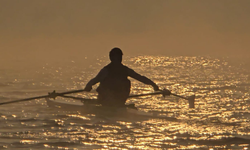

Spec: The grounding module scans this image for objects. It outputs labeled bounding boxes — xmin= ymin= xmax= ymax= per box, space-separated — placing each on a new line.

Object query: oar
xmin=129 ymin=89 xmax=195 ymax=108
xmin=0 ymin=95 xmax=49 ymax=106
xmin=0 ymin=89 xmax=87 ymax=106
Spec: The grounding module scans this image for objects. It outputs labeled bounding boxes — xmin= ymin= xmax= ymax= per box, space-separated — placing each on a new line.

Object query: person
xmin=84 ymin=47 xmax=171 ymax=107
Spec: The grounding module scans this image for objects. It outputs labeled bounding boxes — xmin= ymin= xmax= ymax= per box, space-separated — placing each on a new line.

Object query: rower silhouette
xmin=84 ymin=47 xmax=171 ymax=106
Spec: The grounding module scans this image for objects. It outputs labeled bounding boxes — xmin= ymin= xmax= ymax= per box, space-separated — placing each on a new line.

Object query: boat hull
xmin=45 ymin=98 xmax=178 ymax=121
xmin=45 ymin=98 xmax=155 ymax=118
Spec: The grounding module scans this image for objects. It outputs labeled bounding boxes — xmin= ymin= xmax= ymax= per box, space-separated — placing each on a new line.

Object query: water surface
xmin=0 ymin=56 xmax=249 ymax=149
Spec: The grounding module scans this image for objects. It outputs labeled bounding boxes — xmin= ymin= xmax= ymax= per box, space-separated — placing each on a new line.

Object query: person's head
xmin=109 ymin=47 xmax=123 ymax=63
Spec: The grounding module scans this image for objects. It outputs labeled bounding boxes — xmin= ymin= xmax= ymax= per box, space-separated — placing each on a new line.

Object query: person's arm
xmin=127 ymin=68 xmax=159 ymax=91
xmin=84 ymin=68 xmax=108 ymax=91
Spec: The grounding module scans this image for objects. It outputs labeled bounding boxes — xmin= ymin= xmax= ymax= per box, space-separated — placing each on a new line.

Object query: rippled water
xmin=0 ymin=56 xmax=249 ymax=149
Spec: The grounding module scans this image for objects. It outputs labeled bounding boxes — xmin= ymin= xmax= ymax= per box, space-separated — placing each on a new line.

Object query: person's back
xmin=97 ymin=62 xmax=131 ymax=106
xmin=84 ymin=47 xmax=164 ymax=107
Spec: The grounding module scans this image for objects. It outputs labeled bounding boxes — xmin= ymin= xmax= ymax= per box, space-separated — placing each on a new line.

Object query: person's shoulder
xmin=97 ymin=67 xmax=108 ymax=77
xmin=103 ymin=63 xmax=112 ymax=69
xmin=122 ymin=64 xmax=135 ymax=73
xmin=122 ymin=64 xmax=131 ymax=70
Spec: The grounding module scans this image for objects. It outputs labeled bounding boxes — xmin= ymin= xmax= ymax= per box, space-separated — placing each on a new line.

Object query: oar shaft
xmin=59 ymin=89 xmax=86 ymax=95
xmin=0 ymin=95 xmax=48 ymax=105
xmin=129 ymin=92 xmax=189 ymax=101
xmin=0 ymin=89 xmax=87 ymax=106
xmin=171 ymin=93 xmax=188 ymax=100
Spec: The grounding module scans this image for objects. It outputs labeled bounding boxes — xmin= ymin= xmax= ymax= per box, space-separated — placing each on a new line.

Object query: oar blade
xmin=188 ymin=95 xmax=195 ymax=108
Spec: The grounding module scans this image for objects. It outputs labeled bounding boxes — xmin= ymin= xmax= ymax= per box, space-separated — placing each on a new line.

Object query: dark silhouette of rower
xmin=84 ymin=47 xmax=171 ymax=106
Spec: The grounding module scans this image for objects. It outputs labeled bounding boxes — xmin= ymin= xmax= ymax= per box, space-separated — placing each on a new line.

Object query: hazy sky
xmin=1 ymin=0 xmax=250 ymax=62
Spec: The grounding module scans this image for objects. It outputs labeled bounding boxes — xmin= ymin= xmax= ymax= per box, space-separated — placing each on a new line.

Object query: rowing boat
xmin=46 ymin=97 xmax=155 ymax=118
xmin=0 ymin=89 xmax=193 ymax=121
xmin=0 ymin=89 xmax=194 ymax=109
xmin=45 ymin=97 xmax=179 ymax=121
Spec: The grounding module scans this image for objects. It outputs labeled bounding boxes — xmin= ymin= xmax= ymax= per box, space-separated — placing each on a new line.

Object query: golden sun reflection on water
xmin=0 ymin=56 xmax=250 ymax=149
